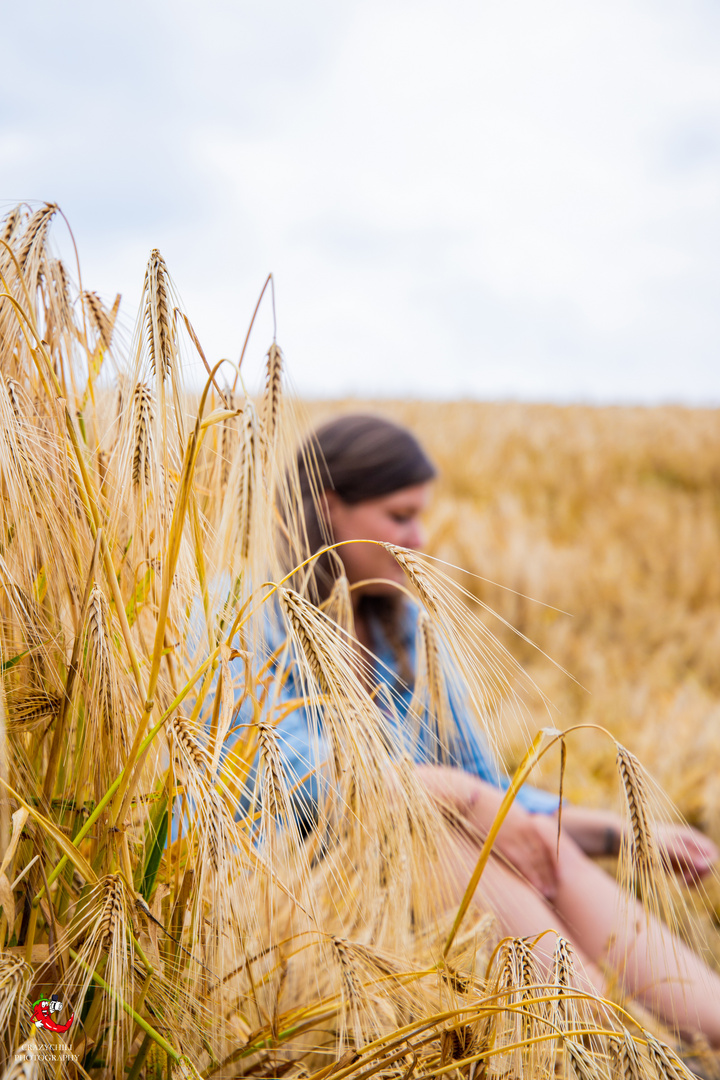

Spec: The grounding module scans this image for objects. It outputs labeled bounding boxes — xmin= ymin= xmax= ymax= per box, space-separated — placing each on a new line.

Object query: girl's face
xmin=324 ymin=482 xmax=432 ymax=595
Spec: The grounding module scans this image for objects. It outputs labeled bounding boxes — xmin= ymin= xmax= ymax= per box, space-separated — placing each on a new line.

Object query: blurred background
xmin=3 ymin=0 xmax=720 ymax=401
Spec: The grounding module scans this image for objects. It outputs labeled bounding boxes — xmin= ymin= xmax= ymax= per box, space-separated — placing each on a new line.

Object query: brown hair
xmin=296 ymin=414 xmax=436 ymax=669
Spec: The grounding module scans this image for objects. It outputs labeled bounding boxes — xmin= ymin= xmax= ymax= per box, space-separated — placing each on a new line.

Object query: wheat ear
xmin=131 ymin=382 xmax=155 ymax=489
xmin=609 ymin=1032 xmax=648 ymax=1080
xmin=261 ymin=343 xmax=283 ymax=460
xmin=616 ymin=744 xmax=663 ymax=881
xmin=145 ymin=249 xmax=175 ymax=383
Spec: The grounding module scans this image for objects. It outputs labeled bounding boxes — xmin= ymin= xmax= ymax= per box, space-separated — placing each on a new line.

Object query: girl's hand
xmin=492 ymin=802 xmax=560 ymax=901
xmin=655 ymin=824 xmax=718 ymax=884
xmin=553 ymin=806 xmax=718 ymax=885
xmin=414 ymin=764 xmax=561 ymax=899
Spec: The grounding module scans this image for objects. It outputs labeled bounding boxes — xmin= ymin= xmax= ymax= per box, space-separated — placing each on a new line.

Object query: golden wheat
xmin=0 ymin=203 xmax=718 ymax=1079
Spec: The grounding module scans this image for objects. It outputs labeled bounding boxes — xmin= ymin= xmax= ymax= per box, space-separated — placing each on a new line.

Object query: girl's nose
xmin=404 ymin=520 xmax=424 ymax=550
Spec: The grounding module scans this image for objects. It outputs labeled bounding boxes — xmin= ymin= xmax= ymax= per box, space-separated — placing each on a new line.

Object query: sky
xmin=3 ymin=0 xmax=720 ymax=402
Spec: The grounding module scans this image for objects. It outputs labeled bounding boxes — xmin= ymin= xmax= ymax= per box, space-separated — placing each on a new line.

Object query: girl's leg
xmin=445 ymin=822 xmax=720 ymax=1045
xmin=446 ymin=830 xmax=609 ymax=996
xmin=529 ymin=815 xmax=720 ymax=1046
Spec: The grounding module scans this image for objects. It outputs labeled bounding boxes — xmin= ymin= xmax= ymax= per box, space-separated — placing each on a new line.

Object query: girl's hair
xmin=296 ymin=414 xmax=436 ymax=670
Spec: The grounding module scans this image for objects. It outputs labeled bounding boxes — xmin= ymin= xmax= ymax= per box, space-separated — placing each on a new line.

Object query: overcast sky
xmin=3 ymin=1 xmax=720 ymax=401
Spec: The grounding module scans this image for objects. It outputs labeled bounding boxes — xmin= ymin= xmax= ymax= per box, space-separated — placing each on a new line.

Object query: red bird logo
xmin=29 ymin=995 xmax=74 ymax=1033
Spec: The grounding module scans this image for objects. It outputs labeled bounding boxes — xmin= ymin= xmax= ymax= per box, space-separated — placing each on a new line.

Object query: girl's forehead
xmin=381 ymin=483 xmax=432 ymax=506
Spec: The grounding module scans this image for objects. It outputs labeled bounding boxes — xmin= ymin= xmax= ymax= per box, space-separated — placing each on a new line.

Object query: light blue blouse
xmin=226 ymin=597 xmax=559 ymax=829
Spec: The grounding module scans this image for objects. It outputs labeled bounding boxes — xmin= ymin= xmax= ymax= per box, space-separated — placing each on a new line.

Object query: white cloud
xmin=2 ymin=0 xmax=720 ymax=400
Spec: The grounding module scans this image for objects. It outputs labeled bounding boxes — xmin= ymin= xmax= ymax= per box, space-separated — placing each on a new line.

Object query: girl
xmin=285 ymin=412 xmax=720 ymax=1047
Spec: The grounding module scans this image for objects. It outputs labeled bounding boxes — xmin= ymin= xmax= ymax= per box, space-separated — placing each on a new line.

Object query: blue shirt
xmin=225 ymin=595 xmax=559 ymax=829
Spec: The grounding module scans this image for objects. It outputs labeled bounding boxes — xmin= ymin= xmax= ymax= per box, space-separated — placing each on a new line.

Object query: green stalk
xmin=111 ymin=364 xmax=235 ymax=827
xmin=442 ymin=729 xmax=547 ymax=957
xmin=42 ymin=529 xmax=102 ymax=804
xmin=126 ymin=1033 xmax=152 ymax=1080
xmin=110 ymin=419 xmax=202 ymax=826
xmin=440 ymin=721 xmax=616 ymax=958
xmin=68 ymin=948 xmax=180 ymax=1063
xmin=60 ymin=402 xmax=146 ymax=699
xmin=35 ymin=648 xmax=220 ymax=902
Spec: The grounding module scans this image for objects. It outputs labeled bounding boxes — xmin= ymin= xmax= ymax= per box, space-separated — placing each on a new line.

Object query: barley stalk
xmin=382 ymin=545 xmax=441 ymax=617
xmin=16 ymin=203 xmax=56 ymax=278
xmin=238 ymin=399 xmax=257 ymax=559
xmin=609 ymin=1033 xmax=647 ymax=1080
xmin=645 ymin=1035 xmax=694 ymax=1080
xmin=131 ymin=382 xmax=155 ymax=489
xmin=567 ymin=1038 xmax=607 ymax=1080
xmin=145 ymin=249 xmax=174 ymax=383
xmin=261 ymin=343 xmax=283 ymax=460
xmin=83 ymin=290 xmax=114 ymax=351
xmin=616 ymin=744 xmax=663 ymax=881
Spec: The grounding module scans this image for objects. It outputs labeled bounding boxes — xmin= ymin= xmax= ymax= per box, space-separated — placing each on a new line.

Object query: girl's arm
xmin=414 ymin=765 xmax=718 ymax=898
xmin=557 ymin=805 xmax=718 ymax=882
xmin=414 ymin=764 xmax=562 ymax=900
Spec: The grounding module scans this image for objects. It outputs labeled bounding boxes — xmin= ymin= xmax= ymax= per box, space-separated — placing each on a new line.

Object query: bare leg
xmin=529 ymin=814 xmax=720 ymax=1046
xmin=419 ymin=766 xmax=720 ymax=1044
xmin=447 ymin=816 xmax=720 ymax=1046
xmin=445 ymin=830 xmax=610 ymax=996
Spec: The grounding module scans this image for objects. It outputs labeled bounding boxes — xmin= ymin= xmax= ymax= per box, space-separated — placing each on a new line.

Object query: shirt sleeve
xmin=392 ymin=601 xmax=563 ymax=816
xmin=449 ymin=703 xmax=561 ymax=815
xmin=195 ymin=588 xmax=329 ymax=836
xmin=224 ymin=672 xmax=329 ymax=836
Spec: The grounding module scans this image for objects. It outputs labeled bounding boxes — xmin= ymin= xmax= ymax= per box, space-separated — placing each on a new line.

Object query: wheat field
xmin=1 ymin=203 xmax=719 ymax=1078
